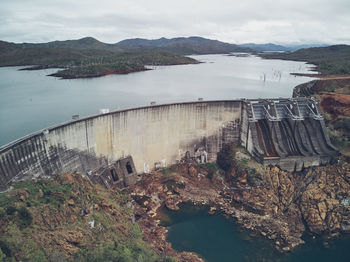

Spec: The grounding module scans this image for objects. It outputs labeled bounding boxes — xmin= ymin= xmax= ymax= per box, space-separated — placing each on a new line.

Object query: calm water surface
xmin=0 ymin=54 xmax=315 ymax=146
xmin=1 ymin=55 xmax=348 ymax=260
xmin=160 ymin=203 xmax=350 ymax=262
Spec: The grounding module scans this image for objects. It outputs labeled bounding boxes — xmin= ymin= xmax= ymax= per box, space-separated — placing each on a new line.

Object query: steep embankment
xmin=127 ymin=149 xmax=350 ymax=254
xmin=0 ymin=174 xmax=177 ymax=262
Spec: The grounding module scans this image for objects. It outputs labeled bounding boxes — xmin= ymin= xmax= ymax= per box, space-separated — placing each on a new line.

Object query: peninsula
xmin=0 ymin=36 xmax=249 ymax=79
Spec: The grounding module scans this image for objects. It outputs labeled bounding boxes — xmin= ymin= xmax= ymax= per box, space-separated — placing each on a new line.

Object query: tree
xmin=0 ymin=248 xmax=6 ymax=261
xmin=216 ymin=144 xmax=235 ymax=172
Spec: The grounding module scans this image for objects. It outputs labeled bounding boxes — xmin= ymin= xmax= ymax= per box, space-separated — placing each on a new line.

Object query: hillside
xmin=0 ymin=46 xmax=116 ymax=68
xmin=20 ymin=37 xmax=122 ymax=52
xmin=262 ymin=45 xmax=350 ymax=75
xmin=117 ymin=36 xmax=252 ymax=54
xmin=1 ymin=36 xmax=344 ymax=78
xmin=0 ymin=173 xmax=176 ymax=261
xmin=239 ymin=43 xmax=290 ymax=52
xmin=240 ymin=43 xmax=329 ymax=52
xmin=0 ymin=37 xmax=199 ymax=79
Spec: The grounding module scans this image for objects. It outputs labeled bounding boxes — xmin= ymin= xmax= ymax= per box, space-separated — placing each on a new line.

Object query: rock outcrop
xmin=128 ymin=157 xmax=350 ymax=253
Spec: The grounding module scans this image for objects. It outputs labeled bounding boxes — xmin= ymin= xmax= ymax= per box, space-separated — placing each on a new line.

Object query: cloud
xmin=0 ymin=0 xmax=349 ymax=44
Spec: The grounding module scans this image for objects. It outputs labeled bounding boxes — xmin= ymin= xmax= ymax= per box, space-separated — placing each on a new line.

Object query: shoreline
xmin=290 ymin=72 xmax=350 ymax=79
xmin=47 ymin=67 xmax=152 ymax=79
xmin=128 ymin=158 xmax=350 ymax=260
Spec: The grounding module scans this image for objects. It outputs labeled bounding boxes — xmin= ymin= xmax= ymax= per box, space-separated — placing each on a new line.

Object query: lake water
xmin=1 ymin=54 xmax=348 ymax=261
xmin=160 ymin=203 xmax=350 ymax=262
xmin=0 ymin=54 xmax=315 ymax=146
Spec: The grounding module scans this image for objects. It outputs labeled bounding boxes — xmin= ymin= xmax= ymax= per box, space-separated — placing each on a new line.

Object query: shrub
xmin=164 ymin=257 xmax=178 ymax=262
xmin=17 ymin=207 xmax=33 ymax=227
xmin=217 ymin=144 xmax=235 ymax=172
xmin=0 ymin=208 xmax=5 ymax=220
xmin=0 ymin=240 xmax=12 ymax=257
xmin=0 ymin=248 xmax=5 ymax=261
xmin=333 ymin=117 xmax=350 ymax=132
xmin=199 ymin=162 xmax=220 ymax=172
xmin=206 ymin=172 xmax=214 ymax=180
xmin=5 ymin=206 xmax=17 ymax=216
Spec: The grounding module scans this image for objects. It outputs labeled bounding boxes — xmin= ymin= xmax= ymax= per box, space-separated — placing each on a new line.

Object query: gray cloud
xmin=0 ymin=0 xmax=349 ymax=44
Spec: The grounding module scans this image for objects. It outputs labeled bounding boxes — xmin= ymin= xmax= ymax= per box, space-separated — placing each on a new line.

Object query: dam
xmin=0 ymin=98 xmax=338 ymax=191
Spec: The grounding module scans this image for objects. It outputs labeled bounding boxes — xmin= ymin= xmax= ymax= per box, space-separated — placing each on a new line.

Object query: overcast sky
xmin=0 ymin=0 xmax=349 ymax=45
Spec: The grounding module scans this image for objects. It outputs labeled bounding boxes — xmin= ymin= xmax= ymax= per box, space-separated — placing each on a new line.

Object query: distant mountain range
xmin=0 ymin=36 xmax=331 ymax=57
xmin=116 ymin=37 xmax=329 ymax=53
xmin=19 ymin=37 xmax=123 ymax=53
xmin=1 ymin=35 xmax=348 ymax=76
xmin=239 ymin=43 xmax=329 ymax=52
xmin=117 ymin=36 xmax=251 ymax=54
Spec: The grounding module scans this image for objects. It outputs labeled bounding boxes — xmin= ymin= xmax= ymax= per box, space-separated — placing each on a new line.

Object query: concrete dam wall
xmin=0 ymin=98 xmax=338 ymax=191
xmin=242 ymin=98 xmax=338 ymax=172
xmin=0 ymin=101 xmax=242 ymax=191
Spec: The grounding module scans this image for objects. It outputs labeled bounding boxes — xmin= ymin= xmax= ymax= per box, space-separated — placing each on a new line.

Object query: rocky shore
xmin=127 ymin=154 xmax=350 ymax=259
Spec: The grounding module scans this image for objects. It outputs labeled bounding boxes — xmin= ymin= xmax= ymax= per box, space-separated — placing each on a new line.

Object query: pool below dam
xmin=159 ymin=203 xmax=350 ymax=262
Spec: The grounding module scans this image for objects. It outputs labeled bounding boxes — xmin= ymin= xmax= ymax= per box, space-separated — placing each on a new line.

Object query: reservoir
xmin=0 ymin=54 xmax=315 ymax=146
xmin=160 ymin=203 xmax=350 ymax=262
xmin=1 ymin=53 xmax=348 ymax=261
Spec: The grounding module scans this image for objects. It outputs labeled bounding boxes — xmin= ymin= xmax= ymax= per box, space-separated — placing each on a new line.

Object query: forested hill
xmin=261 ymin=45 xmax=350 ymax=75
xmin=116 ymin=36 xmax=251 ymax=54
xmin=0 ymin=36 xmax=251 ymax=78
xmin=18 ymin=37 xmax=123 ymax=52
xmin=1 ymin=36 xmax=347 ymax=77
xmin=0 ymin=37 xmax=199 ymax=79
xmin=0 ymin=36 xmax=252 ymax=61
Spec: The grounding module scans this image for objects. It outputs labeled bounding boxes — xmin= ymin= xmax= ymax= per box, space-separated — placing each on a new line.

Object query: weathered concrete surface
xmin=0 ymin=98 xmax=338 ymax=191
xmin=0 ymin=101 xmax=242 ymax=191
xmin=243 ymin=98 xmax=338 ymax=172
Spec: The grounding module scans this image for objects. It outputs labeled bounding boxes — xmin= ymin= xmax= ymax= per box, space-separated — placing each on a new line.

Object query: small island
xmin=47 ymin=53 xmax=199 ymax=79
xmin=0 ymin=38 xmax=200 ymax=79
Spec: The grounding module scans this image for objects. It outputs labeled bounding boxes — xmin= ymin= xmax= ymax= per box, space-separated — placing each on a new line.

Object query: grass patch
xmin=199 ymin=162 xmax=220 ymax=172
xmin=0 ymin=174 xmax=175 ymax=262
xmin=160 ymin=166 xmax=176 ymax=177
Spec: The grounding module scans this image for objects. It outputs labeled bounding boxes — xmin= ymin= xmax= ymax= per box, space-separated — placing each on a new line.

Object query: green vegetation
xmin=327 ymin=117 xmax=350 ymax=156
xmin=216 ymin=144 xmax=265 ymax=186
xmin=160 ymin=165 xmax=177 ymax=178
xmin=50 ymin=62 xmax=146 ymax=79
xmin=0 ymin=38 xmax=199 ymax=79
xmin=0 ymin=174 xmax=176 ymax=261
xmin=74 ymin=231 xmax=162 ymax=262
xmin=51 ymin=51 xmax=193 ymax=78
xmin=217 ymin=144 xmax=236 ymax=172
xmin=262 ymin=45 xmax=350 ymax=75
xmin=199 ymin=162 xmax=220 ymax=173
xmin=115 ymin=36 xmax=251 ymax=55
xmin=333 ymin=117 xmax=350 ymax=131
xmin=234 ymin=158 xmax=265 ymax=186
xmin=49 ymin=52 xmax=198 ymax=79
xmin=296 ymin=78 xmax=350 ymax=156
xmin=199 ymin=162 xmax=220 ymax=180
